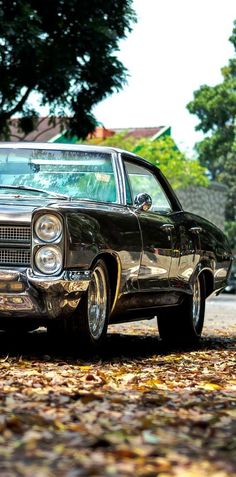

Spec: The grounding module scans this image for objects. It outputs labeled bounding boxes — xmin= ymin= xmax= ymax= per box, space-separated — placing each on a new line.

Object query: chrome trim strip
xmin=0 ymin=269 xmax=24 ymax=281
xmin=110 ymin=256 xmax=122 ymax=315
xmin=116 ymin=152 xmax=127 ymax=205
xmin=111 ymin=151 xmax=122 ymax=204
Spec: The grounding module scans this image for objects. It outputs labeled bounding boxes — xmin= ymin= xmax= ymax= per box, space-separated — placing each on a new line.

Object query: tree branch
xmin=0 ymin=86 xmax=33 ymax=119
xmin=33 ymin=122 xmax=64 ymax=141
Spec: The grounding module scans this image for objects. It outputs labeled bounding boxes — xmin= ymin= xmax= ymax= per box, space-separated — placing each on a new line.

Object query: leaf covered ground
xmin=0 ymin=306 xmax=236 ymax=477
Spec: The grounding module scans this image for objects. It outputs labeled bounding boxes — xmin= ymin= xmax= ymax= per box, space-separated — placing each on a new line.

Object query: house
xmin=8 ymin=117 xmax=172 ymax=143
xmin=9 ymin=117 xmax=72 ymax=143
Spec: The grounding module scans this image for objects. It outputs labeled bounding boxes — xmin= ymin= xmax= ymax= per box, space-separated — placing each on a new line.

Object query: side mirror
xmin=134 ymin=193 xmax=152 ymax=211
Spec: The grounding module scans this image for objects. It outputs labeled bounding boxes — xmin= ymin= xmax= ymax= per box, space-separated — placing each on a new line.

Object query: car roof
xmin=0 ymin=141 xmax=135 ymax=156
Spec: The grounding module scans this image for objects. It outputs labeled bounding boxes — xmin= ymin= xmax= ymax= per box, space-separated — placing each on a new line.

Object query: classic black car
xmin=0 ymin=143 xmax=233 ymax=347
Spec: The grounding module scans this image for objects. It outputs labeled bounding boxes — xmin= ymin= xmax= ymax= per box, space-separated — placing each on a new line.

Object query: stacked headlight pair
xmin=33 ymin=214 xmax=63 ymax=275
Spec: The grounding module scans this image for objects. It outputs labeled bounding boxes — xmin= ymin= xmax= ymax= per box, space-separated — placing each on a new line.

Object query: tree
xmin=87 ymin=132 xmax=208 ymax=189
xmin=0 ymin=0 xmax=136 ymax=139
xmin=187 ymin=20 xmax=236 ymax=249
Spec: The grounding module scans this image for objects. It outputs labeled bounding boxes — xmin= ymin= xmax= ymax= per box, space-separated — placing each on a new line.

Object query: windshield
xmin=0 ymin=148 xmax=117 ymax=203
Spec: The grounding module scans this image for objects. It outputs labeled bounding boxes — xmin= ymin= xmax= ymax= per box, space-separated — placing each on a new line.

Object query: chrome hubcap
xmin=87 ymin=265 xmax=107 ymax=340
xmin=192 ymin=276 xmax=201 ymax=329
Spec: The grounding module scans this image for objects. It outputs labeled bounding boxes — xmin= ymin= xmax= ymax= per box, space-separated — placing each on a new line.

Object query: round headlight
xmin=34 ymin=214 xmax=62 ymax=242
xmin=35 ymin=246 xmax=62 ymax=275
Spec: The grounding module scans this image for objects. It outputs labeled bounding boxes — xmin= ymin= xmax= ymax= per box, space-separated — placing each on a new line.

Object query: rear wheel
xmin=157 ymin=273 xmax=206 ymax=345
xmin=70 ymin=259 xmax=110 ymax=349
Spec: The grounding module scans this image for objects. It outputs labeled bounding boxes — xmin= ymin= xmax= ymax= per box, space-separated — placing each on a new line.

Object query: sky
xmin=92 ymin=0 xmax=236 ymax=155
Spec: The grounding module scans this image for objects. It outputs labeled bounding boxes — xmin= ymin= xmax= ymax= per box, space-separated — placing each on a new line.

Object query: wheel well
xmin=200 ymin=269 xmax=214 ymax=298
xmin=95 ymin=253 xmax=119 ymax=313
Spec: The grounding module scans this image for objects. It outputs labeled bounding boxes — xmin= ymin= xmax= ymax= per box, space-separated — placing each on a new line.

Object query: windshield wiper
xmin=0 ymin=185 xmax=69 ymax=200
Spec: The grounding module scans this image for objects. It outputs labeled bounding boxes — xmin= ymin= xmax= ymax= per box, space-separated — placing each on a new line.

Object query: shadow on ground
xmin=0 ymin=325 xmax=235 ymax=363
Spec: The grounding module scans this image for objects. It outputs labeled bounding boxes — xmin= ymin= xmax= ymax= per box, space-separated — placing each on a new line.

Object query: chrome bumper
xmin=0 ymin=268 xmax=91 ymax=319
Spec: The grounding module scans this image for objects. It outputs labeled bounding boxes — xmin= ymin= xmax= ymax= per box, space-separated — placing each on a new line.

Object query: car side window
xmin=124 ymin=160 xmax=172 ymax=213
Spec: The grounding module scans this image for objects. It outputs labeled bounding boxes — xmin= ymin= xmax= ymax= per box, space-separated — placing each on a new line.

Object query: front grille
xmin=0 ymin=248 xmax=30 ymax=265
xmin=0 ymin=226 xmax=31 ymax=243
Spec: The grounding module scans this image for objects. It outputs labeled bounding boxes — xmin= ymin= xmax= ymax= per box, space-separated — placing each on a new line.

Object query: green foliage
xmin=187 ymin=20 xmax=236 ymax=249
xmin=133 ymin=137 xmax=208 ymax=189
xmin=87 ymin=133 xmax=209 ymax=189
xmin=87 ymin=131 xmax=137 ymax=151
xmin=0 ymin=0 xmax=136 ymax=139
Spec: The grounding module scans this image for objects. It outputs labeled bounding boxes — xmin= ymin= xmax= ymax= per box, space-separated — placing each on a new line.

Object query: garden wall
xmin=175 ymin=182 xmax=227 ymax=231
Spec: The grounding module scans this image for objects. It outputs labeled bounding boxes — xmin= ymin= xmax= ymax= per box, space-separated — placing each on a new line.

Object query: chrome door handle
xmin=160 ymin=224 xmax=175 ymax=232
xmin=189 ymin=227 xmax=202 ymax=234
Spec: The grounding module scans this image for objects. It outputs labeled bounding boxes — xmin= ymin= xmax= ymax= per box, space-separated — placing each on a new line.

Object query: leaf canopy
xmin=0 ymin=0 xmax=136 ymax=139
xmin=87 ymin=132 xmax=209 ymax=189
xmin=187 ymin=19 xmax=236 ymax=248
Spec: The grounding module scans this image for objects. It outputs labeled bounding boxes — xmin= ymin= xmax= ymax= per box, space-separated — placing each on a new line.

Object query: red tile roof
xmin=113 ymin=127 xmax=165 ymax=140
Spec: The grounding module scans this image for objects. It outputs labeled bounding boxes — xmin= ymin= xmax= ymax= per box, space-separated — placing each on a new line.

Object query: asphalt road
xmin=204 ymin=292 xmax=236 ymax=332
xmin=128 ymin=292 xmax=236 ymax=336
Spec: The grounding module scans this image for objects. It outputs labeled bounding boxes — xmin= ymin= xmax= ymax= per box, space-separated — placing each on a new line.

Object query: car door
xmin=167 ymin=211 xmax=202 ymax=291
xmin=123 ymin=158 xmax=180 ymax=291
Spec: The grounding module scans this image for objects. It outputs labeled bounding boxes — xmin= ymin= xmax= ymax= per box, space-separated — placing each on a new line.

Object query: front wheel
xmin=70 ymin=259 xmax=110 ymax=349
xmin=157 ymin=273 xmax=206 ymax=345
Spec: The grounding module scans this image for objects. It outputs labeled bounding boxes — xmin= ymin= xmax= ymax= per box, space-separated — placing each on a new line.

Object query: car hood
xmin=0 ymin=196 xmax=114 ymax=225
xmin=0 ymin=198 xmax=67 ymax=224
